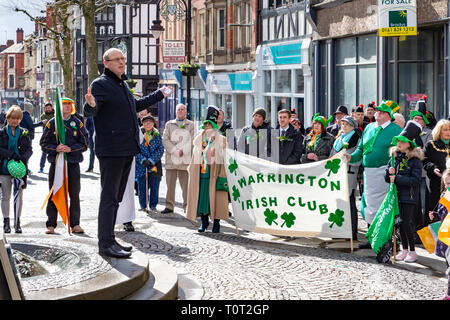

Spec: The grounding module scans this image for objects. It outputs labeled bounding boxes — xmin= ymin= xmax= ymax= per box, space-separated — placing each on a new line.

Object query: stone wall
xmin=315 ymin=0 xmax=448 ymax=39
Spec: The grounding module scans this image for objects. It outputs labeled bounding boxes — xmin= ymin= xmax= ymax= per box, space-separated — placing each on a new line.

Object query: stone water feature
xmin=2 ymin=235 xmax=178 ymax=300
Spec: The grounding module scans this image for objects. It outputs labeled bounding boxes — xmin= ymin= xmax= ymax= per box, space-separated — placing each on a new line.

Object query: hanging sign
xmin=378 ymin=0 xmax=417 ymax=37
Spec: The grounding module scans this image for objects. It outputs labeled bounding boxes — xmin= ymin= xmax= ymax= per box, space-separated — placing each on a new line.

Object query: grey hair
xmin=103 ymin=48 xmax=124 ymax=61
xmin=394 ymin=113 xmax=405 ymax=123
xmin=23 ymin=101 xmax=34 ymax=112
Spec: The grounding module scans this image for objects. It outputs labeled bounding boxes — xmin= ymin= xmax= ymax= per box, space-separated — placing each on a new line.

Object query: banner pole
xmin=235 ymin=226 xmax=239 ymax=236
xmin=350 ymin=237 xmax=353 ymax=253
xmin=393 ymin=227 xmax=396 ymax=264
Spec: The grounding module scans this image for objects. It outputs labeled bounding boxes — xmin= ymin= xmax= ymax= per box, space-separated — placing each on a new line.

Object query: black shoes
xmin=99 ymin=244 xmax=132 ymax=259
xmin=123 ymin=222 xmax=135 ymax=232
xmin=212 ymin=219 xmax=220 ymax=233
xmin=358 ymin=241 xmax=372 ymax=249
xmin=198 ymin=215 xmax=209 ymax=232
xmin=15 ymin=219 xmax=22 ymax=234
xmin=161 ymin=208 xmax=173 ymax=214
xmin=115 ymin=241 xmax=133 ymax=252
xmin=3 ymin=218 xmax=10 ymax=233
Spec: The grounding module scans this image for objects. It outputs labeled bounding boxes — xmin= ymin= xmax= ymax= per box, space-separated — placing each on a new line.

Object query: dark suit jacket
xmin=277 ymin=124 xmax=303 ymax=165
xmin=83 ymin=68 xmax=164 ymax=157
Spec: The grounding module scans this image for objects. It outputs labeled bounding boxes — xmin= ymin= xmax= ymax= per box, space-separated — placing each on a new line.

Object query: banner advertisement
xmin=378 ymin=0 xmax=417 ymax=37
xmin=225 ymin=149 xmax=352 ymax=238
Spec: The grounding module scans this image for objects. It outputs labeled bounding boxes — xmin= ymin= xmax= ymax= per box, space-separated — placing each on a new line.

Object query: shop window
xmin=335 ymin=35 xmax=377 ymax=109
xmin=274 ymin=69 xmax=291 ymax=93
xmin=264 ymin=71 xmax=271 ymax=92
xmin=295 ymin=69 xmax=304 ymax=93
xmin=398 ymin=63 xmax=433 ymax=116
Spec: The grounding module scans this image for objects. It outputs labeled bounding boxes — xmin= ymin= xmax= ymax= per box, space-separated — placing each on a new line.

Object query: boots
xmin=15 ymin=218 xmax=22 ymax=234
xmin=197 ymin=215 xmax=209 ymax=232
xmin=3 ymin=218 xmax=11 ymax=233
xmin=212 ymin=219 xmax=220 ymax=233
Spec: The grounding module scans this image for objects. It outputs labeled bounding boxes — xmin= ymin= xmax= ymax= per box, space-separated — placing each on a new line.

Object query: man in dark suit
xmin=277 ymin=109 xmax=303 ymax=165
xmin=84 ymin=48 xmax=172 ymax=258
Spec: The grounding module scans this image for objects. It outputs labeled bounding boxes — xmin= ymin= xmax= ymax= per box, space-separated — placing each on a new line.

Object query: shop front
xmin=206 ymin=72 xmax=254 ymax=130
xmin=255 ymin=39 xmax=313 ymax=127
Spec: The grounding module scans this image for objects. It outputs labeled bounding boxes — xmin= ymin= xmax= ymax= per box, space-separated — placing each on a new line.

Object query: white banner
xmin=225 ymin=149 xmax=352 ymax=238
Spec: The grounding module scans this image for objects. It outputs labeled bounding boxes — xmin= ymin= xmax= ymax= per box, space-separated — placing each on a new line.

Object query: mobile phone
xmin=162 ymin=86 xmax=172 ymax=95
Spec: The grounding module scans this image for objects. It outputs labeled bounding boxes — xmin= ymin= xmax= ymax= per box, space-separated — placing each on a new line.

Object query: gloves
xmin=11 ymin=153 xmax=21 ymax=162
xmin=142 ymin=159 xmax=152 ymax=168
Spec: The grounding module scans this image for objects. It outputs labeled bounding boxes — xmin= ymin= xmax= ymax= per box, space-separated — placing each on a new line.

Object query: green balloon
xmin=7 ymin=160 xmax=26 ymax=179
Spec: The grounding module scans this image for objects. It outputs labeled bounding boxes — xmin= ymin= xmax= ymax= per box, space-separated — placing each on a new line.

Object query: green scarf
xmin=2 ymin=125 xmax=20 ymax=175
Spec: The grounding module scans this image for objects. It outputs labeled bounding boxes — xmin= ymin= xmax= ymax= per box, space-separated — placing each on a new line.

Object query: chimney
xmin=6 ymin=40 xmax=14 ymax=48
xmin=16 ymin=28 xmax=24 ymax=43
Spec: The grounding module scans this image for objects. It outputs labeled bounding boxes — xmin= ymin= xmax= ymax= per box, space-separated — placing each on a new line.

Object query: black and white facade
xmin=74 ymin=1 xmax=160 ymax=116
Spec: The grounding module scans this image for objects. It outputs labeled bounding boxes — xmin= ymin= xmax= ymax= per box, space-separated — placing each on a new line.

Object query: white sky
xmin=0 ymin=0 xmax=46 ymax=44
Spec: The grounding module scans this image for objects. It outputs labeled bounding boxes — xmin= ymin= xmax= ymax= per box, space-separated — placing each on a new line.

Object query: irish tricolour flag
xmin=44 ymin=87 xmax=70 ymax=232
xmin=418 ymin=190 xmax=450 ymax=253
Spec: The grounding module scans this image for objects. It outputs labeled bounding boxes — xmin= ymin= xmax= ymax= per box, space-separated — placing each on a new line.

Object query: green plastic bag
xmin=366 ymin=181 xmax=400 ymax=256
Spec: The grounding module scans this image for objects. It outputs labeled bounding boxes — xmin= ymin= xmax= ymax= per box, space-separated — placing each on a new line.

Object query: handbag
xmin=215 ymin=165 xmax=229 ymax=192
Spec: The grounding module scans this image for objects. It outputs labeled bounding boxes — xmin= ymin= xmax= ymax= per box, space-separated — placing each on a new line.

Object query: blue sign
xmin=264 ymin=42 xmax=302 ymax=65
xmin=228 ymin=73 xmax=252 ymax=91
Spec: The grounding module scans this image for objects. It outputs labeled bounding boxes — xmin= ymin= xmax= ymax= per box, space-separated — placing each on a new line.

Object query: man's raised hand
xmin=85 ymin=87 xmax=96 ymax=107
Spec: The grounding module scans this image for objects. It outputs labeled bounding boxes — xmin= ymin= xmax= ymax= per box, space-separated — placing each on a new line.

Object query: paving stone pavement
xmin=9 ymin=129 xmax=449 ymax=300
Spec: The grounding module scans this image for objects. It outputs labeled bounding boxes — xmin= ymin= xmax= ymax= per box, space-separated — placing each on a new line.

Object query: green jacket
xmin=40 ymin=111 xmax=55 ymax=126
xmin=350 ymin=122 xmax=402 ymax=168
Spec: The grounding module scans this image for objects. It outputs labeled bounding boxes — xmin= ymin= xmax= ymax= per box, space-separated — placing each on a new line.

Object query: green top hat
xmin=201 ymin=105 xmax=220 ymax=130
xmin=409 ymin=100 xmax=430 ymax=125
xmin=376 ymin=100 xmax=400 ymax=120
xmin=7 ymin=160 xmax=26 ymax=179
xmin=391 ymin=120 xmax=422 ymax=149
xmin=312 ymin=113 xmax=333 ymax=129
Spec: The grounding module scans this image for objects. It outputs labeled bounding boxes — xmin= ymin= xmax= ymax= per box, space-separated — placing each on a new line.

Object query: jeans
xmin=137 ymin=174 xmax=161 ymax=209
xmin=40 ymin=151 xmax=47 ymax=170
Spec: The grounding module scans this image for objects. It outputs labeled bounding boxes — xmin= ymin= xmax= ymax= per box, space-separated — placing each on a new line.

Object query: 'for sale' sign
xmin=378 ymin=0 xmax=417 ymax=37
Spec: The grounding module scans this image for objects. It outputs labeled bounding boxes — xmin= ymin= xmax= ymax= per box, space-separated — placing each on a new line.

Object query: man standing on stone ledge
xmin=83 ymin=48 xmax=172 ymax=259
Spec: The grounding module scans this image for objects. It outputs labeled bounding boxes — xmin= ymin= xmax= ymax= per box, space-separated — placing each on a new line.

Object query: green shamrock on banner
xmin=328 ymin=209 xmax=345 ymax=228
xmin=264 ymin=209 xmax=278 ymax=226
xmin=280 ymin=212 xmax=296 ymax=228
xmin=228 ymin=157 xmax=238 ymax=176
xmin=232 ymin=185 xmax=240 ymax=202
xmin=325 ymin=158 xmax=341 ymax=177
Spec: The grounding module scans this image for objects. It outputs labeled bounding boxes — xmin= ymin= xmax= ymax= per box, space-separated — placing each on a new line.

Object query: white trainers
xmin=396 ymin=250 xmax=408 ymax=261
xmin=404 ymin=251 xmax=418 ymax=263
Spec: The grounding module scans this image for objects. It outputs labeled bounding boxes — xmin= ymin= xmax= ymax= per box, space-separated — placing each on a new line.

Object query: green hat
xmin=7 ymin=160 xmax=26 ymax=179
xmin=312 ymin=113 xmax=333 ymax=128
xmin=409 ymin=100 xmax=430 ymax=125
xmin=201 ymin=105 xmax=220 ymax=130
xmin=391 ymin=120 xmax=422 ymax=149
xmin=376 ymin=100 xmax=400 ymax=120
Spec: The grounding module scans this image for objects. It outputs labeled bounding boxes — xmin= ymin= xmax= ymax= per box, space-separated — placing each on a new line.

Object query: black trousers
xmin=46 ymin=162 xmax=81 ymax=228
xmin=399 ymin=202 xmax=416 ymax=251
xmin=97 ymin=156 xmax=133 ymax=249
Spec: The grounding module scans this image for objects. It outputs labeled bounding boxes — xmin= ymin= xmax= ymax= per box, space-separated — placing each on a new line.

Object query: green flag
xmin=55 ymin=87 xmax=65 ymax=145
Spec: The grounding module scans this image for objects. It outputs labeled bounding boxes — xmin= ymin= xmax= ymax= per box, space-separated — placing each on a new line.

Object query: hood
xmin=389 ymin=146 xmax=424 ymax=161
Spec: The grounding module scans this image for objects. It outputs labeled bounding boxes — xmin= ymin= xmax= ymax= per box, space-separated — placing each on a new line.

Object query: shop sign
xmin=378 ymin=0 xmax=417 ymax=37
xmin=208 ymin=73 xmax=252 ymax=92
xmin=262 ymin=42 xmax=302 ymax=66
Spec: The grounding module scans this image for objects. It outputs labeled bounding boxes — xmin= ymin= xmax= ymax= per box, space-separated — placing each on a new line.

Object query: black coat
xmin=300 ymin=131 xmax=335 ymax=163
xmin=423 ymin=139 xmax=450 ymax=212
xmin=384 ymin=148 xmax=423 ymax=204
xmin=40 ymin=115 xmax=89 ymax=164
xmin=326 ymin=121 xmax=341 ymax=137
xmin=276 ymin=124 xmax=304 ymax=165
xmin=0 ymin=126 xmax=33 ymax=187
xmin=83 ymin=68 xmax=164 ymax=157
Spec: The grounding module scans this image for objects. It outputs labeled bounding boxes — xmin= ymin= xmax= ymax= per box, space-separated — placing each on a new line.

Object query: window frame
xmin=217 ymin=9 xmax=226 ymax=50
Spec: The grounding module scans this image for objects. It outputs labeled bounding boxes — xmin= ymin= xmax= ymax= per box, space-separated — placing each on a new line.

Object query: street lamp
xmin=150 ymin=0 xmax=193 ymax=120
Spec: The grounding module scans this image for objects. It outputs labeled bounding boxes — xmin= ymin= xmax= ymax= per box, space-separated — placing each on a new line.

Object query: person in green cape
xmin=344 ymin=100 xmax=403 ymax=249
xmin=186 ymin=105 xmax=229 ymax=233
